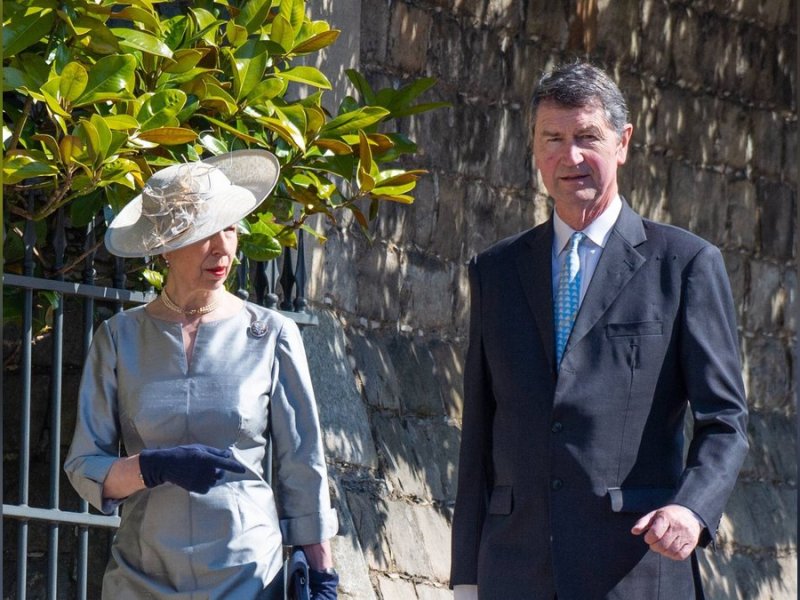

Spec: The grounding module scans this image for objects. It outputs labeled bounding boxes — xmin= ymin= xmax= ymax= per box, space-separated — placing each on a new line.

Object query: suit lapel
xmin=515 ymin=222 xmax=557 ymax=374
xmin=566 ymin=201 xmax=647 ymax=355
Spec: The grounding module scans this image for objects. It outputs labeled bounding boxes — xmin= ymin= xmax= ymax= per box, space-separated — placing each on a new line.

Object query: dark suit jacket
xmin=450 ymin=201 xmax=749 ymax=600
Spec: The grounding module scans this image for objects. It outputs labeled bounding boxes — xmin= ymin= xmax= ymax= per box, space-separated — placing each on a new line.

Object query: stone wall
xmin=304 ymin=1 xmax=797 ymax=599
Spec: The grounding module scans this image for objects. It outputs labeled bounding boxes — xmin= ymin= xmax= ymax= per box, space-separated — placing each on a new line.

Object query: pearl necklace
xmin=159 ymin=289 xmax=219 ymax=316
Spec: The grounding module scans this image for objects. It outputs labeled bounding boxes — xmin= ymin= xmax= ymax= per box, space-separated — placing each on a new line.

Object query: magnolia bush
xmin=3 ymin=0 xmax=444 ymax=281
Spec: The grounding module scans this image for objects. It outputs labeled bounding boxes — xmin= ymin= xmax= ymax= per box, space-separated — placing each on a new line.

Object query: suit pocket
xmin=607 ymin=487 xmax=675 ymax=513
xmin=605 ymin=320 xmax=663 ymax=337
xmin=488 ymin=485 xmax=513 ymax=515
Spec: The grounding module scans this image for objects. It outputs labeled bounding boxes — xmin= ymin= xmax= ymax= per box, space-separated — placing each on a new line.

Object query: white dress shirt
xmin=551 ymin=195 xmax=622 ymax=304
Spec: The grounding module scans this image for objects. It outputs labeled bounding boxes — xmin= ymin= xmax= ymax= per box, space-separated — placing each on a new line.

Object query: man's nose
xmin=562 ymin=142 xmax=583 ymax=164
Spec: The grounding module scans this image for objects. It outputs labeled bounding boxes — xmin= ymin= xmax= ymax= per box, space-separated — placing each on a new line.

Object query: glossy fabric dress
xmin=65 ymin=303 xmax=338 ymax=599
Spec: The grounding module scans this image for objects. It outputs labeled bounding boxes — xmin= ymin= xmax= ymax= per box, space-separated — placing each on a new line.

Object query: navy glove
xmin=287 ymin=548 xmax=338 ymax=600
xmin=286 ymin=548 xmax=311 ymax=600
xmin=138 ymin=444 xmax=245 ymax=493
xmin=308 ymin=566 xmax=339 ymax=600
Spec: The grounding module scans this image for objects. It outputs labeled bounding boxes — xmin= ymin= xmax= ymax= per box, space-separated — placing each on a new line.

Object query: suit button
xmin=551 ymin=479 xmax=563 ymax=491
xmin=551 ymin=421 xmax=563 ymax=433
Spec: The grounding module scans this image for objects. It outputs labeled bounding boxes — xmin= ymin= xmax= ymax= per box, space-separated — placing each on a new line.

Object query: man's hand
xmin=631 ymin=504 xmax=702 ymax=560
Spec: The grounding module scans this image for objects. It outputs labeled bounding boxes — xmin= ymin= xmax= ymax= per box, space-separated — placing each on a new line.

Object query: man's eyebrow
xmin=575 ymin=124 xmax=605 ymax=136
xmin=538 ymin=128 xmax=563 ymax=137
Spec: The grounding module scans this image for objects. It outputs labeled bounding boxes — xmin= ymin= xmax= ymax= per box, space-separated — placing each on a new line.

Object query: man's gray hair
xmin=530 ymin=62 xmax=629 ymax=137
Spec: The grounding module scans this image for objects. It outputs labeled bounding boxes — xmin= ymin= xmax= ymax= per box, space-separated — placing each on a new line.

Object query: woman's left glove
xmin=308 ymin=567 xmax=339 ymax=600
xmin=139 ymin=444 xmax=245 ymax=493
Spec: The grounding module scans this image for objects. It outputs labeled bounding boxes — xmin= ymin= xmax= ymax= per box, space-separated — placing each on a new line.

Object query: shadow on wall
xmin=300 ymin=306 xmax=462 ymax=592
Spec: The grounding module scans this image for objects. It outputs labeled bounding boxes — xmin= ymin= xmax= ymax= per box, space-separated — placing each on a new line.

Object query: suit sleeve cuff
xmin=279 ymin=507 xmax=339 ymax=546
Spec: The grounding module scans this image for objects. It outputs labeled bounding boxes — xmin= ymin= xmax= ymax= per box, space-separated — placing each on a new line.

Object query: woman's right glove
xmin=308 ymin=567 xmax=339 ymax=600
xmin=138 ymin=444 xmax=245 ymax=493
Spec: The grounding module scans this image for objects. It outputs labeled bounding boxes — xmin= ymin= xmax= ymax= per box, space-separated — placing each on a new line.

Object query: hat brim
xmin=104 ymin=150 xmax=280 ymax=258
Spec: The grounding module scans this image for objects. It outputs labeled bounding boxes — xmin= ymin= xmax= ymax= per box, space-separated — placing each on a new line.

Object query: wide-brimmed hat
xmin=104 ymin=150 xmax=280 ymax=257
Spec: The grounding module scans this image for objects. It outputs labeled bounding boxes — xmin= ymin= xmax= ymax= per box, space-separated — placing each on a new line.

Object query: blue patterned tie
xmin=555 ymin=232 xmax=585 ymax=367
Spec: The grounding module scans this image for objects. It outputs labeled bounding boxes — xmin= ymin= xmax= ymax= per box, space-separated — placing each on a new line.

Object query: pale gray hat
xmin=104 ymin=150 xmax=280 ymax=257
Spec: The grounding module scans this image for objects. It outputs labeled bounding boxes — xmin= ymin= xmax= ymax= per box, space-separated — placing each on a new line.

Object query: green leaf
xmin=97 ymin=158 xmax=141 ymax=189
xmin=371 ymin=181 xmax=417 ymax=196
xmin=163 ymin=49 xmax=206 ymax=74
xmin=76 ymin=119 xmax=101 ymax=164
xmin=196 ymin=114 xmax=262 ymax=144
xmin=111 ymin=28 xmax=173 ymax=58
xmin=320 ymin=106 xmax=390 ymax=137
xmin=141 ymin=268 xmax=165 ymax=290
xmin=276 ymin=66 xmax=331 ymax=89
xmin=74 ymin=55 xmax=136 ymax=106
xmin=345 ymin=69 xmax=376 ymax=105
xmin=391 ymin=101 xmax=452 ymax=118
xmin=102 ymin=114 xmax=140 ymax=130
xmin=357 ymin=130 xmax=375 ymax=192
xmin=59 ymin=62 xmax=88 ymax=103
xmin=2 ymin=153 xmax=60 ymax=184
xmin=31 ymin=134 xmax=61 ymax=161
xmin=256 ymin=116 xmax=305 ymax=150
xmin=188 ymin=8 xmax=223 ymax=45
xmin=270 ymin=14 xmax=295 ymax=52
xmin=275 ymin=104 xmax=308 ymax=138
xmin=291 ymin=29 xmax=340 ymax=54
xmin=246 ymin=77 xmax=286 ymax=104
xmin=137 ymin=89 xmax=187 ymax=131
xmin=308 ymin=154 xmax=356 ymax=179
xmin=280 ymin=0 xmax=306 ymax=33
xmin=240 ymin=232 xmax=283 ymax=261
xmin=163 ymin=13 xmax=190 ymax=49
xmin=234 ymin=0 xmax=272 ymax=34
xmin=313 ymin=139 xmax=353 ymax=155
xmin=375 ymin=169 xmax=428 ymax=186
xmin=388 ymin=133 xmax=418 ymax=152
xmin=39 ymin=87 xmax=71 ymax=118
xmin=198 ymin=134 xmax=228 ymax=155
xmin=110 ymin=6 xmax=162 ymax=32
xmin=174 ymin=94 xmax=201 ymax=123
xmin=226 ymin=23 xmax=249 ymax=48
xmin=304 ymin=106 xmax=325 ymax=137
xmin=4 ymin=66 xmax=33 ymax=92
xmin=198 ymin=81 xmax=239 ymax=118
xmin=19 ymin=52 xmax=50 ymax=88
xmin=59 ymin=135 xmax=82 ymax=165
xmin=230 ymin=40 xmax=270 ymax=100
xmin=69 ymin=190 xmax=105 ymax=227
xmin=89 ymin=113 xmax=113 ymax=163
xmin=372 ymin=193 xmax=414 ymax=204
xmin=383 ymin=77 xmax=437 ymax=111
xmin=3 ymin=9 xmax=55 ymax=58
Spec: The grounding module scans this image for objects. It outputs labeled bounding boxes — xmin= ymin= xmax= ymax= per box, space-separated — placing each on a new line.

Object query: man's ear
xmin=617 ymin=123 xmax=634 ymax=165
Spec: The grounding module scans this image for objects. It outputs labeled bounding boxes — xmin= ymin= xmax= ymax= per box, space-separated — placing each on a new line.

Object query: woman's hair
xmin=530 ymin=62 xmax=629 ymax=136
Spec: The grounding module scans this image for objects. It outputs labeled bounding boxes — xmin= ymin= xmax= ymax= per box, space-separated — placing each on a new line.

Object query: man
xmin=450 ymin=62 xmax=749 ymax=599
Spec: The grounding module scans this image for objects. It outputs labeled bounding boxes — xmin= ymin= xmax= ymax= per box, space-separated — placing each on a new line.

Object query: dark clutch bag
xmin=285 ymin=547 xmax=311 ymax=600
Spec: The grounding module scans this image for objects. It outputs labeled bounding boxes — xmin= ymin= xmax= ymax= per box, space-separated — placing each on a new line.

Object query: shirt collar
xmin=553 ymin=195 xmax=623 ymax=254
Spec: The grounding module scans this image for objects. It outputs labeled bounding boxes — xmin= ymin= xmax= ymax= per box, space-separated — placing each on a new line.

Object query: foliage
xmin=2 ymin=0 xmax=446 ymax=281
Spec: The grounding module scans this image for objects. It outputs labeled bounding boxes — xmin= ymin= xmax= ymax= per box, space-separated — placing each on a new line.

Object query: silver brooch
xmin=249 ymin=321 xmax=268 ymax=338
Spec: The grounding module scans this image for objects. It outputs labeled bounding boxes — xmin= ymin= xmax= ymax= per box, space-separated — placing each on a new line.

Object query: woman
xmin=65 ymin=150 xmax=339 ymax=599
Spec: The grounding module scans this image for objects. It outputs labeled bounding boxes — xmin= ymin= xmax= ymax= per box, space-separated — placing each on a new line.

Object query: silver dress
xmin=64 ymin=303 xmax=338 ymax=599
